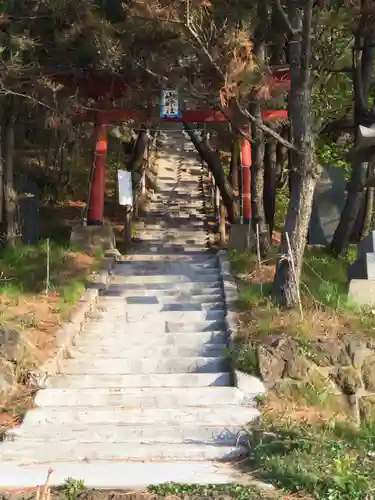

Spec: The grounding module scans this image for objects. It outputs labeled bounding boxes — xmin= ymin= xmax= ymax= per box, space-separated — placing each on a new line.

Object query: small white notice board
xmin=117 ymin=170 xmax=133 ymax=206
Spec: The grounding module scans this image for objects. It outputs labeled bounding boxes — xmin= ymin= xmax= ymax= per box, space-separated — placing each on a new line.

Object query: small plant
xmin=148 ymin=483 xmax=273 ymax=499
xmin=62 ymin=478 xmax=86 ymax=500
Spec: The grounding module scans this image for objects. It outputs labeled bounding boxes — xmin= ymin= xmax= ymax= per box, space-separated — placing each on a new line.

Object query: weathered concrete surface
xmin=0 ymin=130 xmax=263 ymax=488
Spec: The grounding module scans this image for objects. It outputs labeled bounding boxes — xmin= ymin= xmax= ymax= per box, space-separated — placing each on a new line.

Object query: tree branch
xmin=272 ymin=0 xmax=300 ymax=38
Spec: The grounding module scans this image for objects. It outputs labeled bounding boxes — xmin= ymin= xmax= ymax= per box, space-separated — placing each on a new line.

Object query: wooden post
xmin=219 ymin=200 xmax=226 ymax=246
xmin=240 ymin=129 xmax=252 ymax=224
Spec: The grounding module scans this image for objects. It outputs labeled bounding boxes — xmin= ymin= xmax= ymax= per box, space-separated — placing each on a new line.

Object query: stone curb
xmin=40 ymin=256 xmax=116 ymax=378
xmin=217 ymin=249 xmax=266 ymax=399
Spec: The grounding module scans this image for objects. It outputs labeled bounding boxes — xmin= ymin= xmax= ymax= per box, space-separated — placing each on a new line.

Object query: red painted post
xmin=240 ymin=131 xmax=252 ymax=224
xmin=87 ymin=114 xmax=108 ymax=225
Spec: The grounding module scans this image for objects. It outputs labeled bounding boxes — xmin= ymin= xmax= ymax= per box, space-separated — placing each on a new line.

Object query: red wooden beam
xmin=74 ymin=108 xmax=288 ymax=124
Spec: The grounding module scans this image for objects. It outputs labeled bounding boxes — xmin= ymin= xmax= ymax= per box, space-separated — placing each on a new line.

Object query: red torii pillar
xmin=87 ymin=115 xmax=109 ymax=225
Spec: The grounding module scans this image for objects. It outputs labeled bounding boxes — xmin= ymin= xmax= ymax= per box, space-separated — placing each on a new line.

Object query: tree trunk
xmin=273 ymin=0 xmax=316 ymax=308
xmin=127 ymin=130 xmax=149 ymax=173
xmin=229 ymin=138 xmax=240 ymax=221
xmin=3 ymin=96 xmax=17 ymax=247
xmin=249 ymin=0 xmax=271 ymax=257
xmin=330 ymin=27 xmax=375 ymax=256
xmin=183 ymin=122 xmax=235 ymax=223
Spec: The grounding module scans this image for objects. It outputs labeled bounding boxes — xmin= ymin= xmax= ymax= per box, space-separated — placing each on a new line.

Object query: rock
xmin=0 ymin=357 xmax=16 ymax=393
xmin=362 ymin=354 xmax=375 ymax=392
xmin=335 ymin=366 xmax=362 ymax=395
xmin=359 ymin=395 xmax=375 ymax=422
xmin=257 ymin=345 xmax=285 ymax=386
xmin=311 ymin=339 xmax=351 ymax=366
xmin=285 ymin=355 xmax=312 ymax=380
xmin=0 ymin=327 xmax=21 ymax=361
xmin=346 ymin=339 xmax=371 ymax=368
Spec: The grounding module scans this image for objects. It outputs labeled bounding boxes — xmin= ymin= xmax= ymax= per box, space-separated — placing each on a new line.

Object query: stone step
xmin=59 ymin=356 xmax=229 ymax=374
xmin=34 ymin=387 xmax=243 ymax=408
xmin=8 ymin=423 xmax=247 ymax=445
xmin=0 ymin=461 xmax=242 ymax=488
xmin=0 ymin=442 xmax=247 ymax=463
xmin=82 ymin=319 xmax=225 ymax=335
xmin=102 ymin=287 xmax=223 ymax=298
xmin=76 ymin=330 xmax=228 ymax=348
xmin=114 ymin=267 xmax=220 ymax=277
xmin=99 ymin=295 xmax=223 ymax=306
xmin=22 ymin=405 xmax=259 ymax=426
xmin=123 ymin=310 xmax=224 ymax=322
xmin=104 ymin=281 xmax=221 ymax=292
xmin=71 ymin=343 xmax=227 ymax=359
xmin=46 ymin=372 xmax=232 ymax=389
xmin=118 ymin=254 xmax=216 ymax=263
xmin=110 ymin=274 xmax=218 ymax=284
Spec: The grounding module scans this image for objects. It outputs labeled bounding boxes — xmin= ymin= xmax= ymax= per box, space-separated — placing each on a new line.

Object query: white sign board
xmin=117 ymin=170 xmax=133 ymax=206
xmin=160 ymin=89 xmax=181 ymax=118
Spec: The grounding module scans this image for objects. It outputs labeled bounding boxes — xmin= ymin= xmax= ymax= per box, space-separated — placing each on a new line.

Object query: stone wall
xmin=240 ymin=334 xmax=375 ymax=423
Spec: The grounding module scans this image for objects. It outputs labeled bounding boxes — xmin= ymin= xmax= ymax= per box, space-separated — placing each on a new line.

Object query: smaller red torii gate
xmin=64 ymin=70 xmax=290 ymax=225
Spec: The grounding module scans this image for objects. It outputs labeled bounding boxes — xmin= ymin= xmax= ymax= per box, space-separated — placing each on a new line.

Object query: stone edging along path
xmin=217 ymin=250 xmax=266 ymax=400
xmin=37 ymin=256 xmax=117 ymax=383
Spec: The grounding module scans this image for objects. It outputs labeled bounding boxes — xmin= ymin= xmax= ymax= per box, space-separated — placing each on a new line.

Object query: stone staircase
xmin=0 ymin=131 xmax=261 ymax=488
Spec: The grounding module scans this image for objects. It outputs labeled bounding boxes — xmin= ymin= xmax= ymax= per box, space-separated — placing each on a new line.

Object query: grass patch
xmin=149 ymin=483 xmax=276 ymax=499
xmin=249 ymin=419 xmax=375 ymax=499
xmin=230 ymin=245 xmax=375 ymax=499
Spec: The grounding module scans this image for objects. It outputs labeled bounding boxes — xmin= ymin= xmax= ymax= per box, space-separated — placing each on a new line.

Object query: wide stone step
xmin=85 ymin=315 xmax=225 ymax=336
xmin=0 ymin=442 xmax=247 ymax=463
xmin=118 ymin=254 xmax=216 ymax=263
xmin=102 ymin=288 xmax=223 ymax=298
xmin=34 ymin=387 xmax=243 ymax=407
xmin=76 ymin=330 xmax=228 ymax=348
xmin=123 ymin=309 xmax=224 ymax=322
xmin=110 ymin=274 xmax=218 ymax=284
xmin=82 ymin=319 xmax=226 ymax=335
xmin=22 ymin=405 xmax=260 ymax=426
xmin=47 ymin=372 xmax=232 ymax=389
xmin=71 ymin=343 xmax=227 ymax=359
xmin=103 ymin=281 xmax=221 ymax=292
xmin=8 ymin=423 xmax=247 ymax=445
xmin=100 ymin=295 xmax=223 ymax=306
xmin=0 ymin=461 xmax=242 ymax=488
xmin=113 ymin=268 xmax=219 ymax=278
xmin=60 ymin=356 xmax=228 ymax=374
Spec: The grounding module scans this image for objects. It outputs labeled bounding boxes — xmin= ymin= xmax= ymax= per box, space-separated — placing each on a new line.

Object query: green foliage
xmin=249 ymin=421 xmax=375 ymax=500
xmin=0 ymin=240 xmax=98 ymax=303
xmin=316 ymin=139 xmax=353 ymax=177
xmin=62 ymin=478 xmax=86 ymax=500
xmin=148 ymin=483 xmax=273 ymax=500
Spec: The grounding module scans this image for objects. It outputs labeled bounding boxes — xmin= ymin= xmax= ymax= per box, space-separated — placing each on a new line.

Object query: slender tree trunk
xmin=4 ymin=97 xmax=17 ymax=247
xmin=229 ymin=138 xmax=240 ymax=221
xmin=0 ymin=101 xmax=4 ymax=236
xmin=184 ymin=123 xmax=235 ymax=223
xmin=127 ymin=130 xmax=149 ymax=173
xmin=273 ymin=0 xmax=316 ymax=308
xmin=249 ymin=0 xmax=271 ymax=257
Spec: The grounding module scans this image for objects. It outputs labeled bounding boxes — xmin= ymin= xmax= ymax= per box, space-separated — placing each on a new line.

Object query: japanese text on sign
xmin=160 ymin=89 xmax=181 ymax=118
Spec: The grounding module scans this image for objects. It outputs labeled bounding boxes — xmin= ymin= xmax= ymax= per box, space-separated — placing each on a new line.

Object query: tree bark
xmin=3 ymin=96 xmax=17 ymax=247
xmin=249 ymin=0 xmax=271 ymax=257
xmin=331 ymin=23 xmax=375 ymax=256
xmin=183 ymin=122 xmax=235 ymax=223
xmin=273 ymin=0 xmax=317 ymax=308
xmin=127 ymin=130 xmax=149 ymax=173
xmin=229 ymin=137 xmax=240 ymax=221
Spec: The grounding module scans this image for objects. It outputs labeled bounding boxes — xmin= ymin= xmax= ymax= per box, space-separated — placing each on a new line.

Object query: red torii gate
xmin=63 ymin=70 xmax=290 ymax=225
